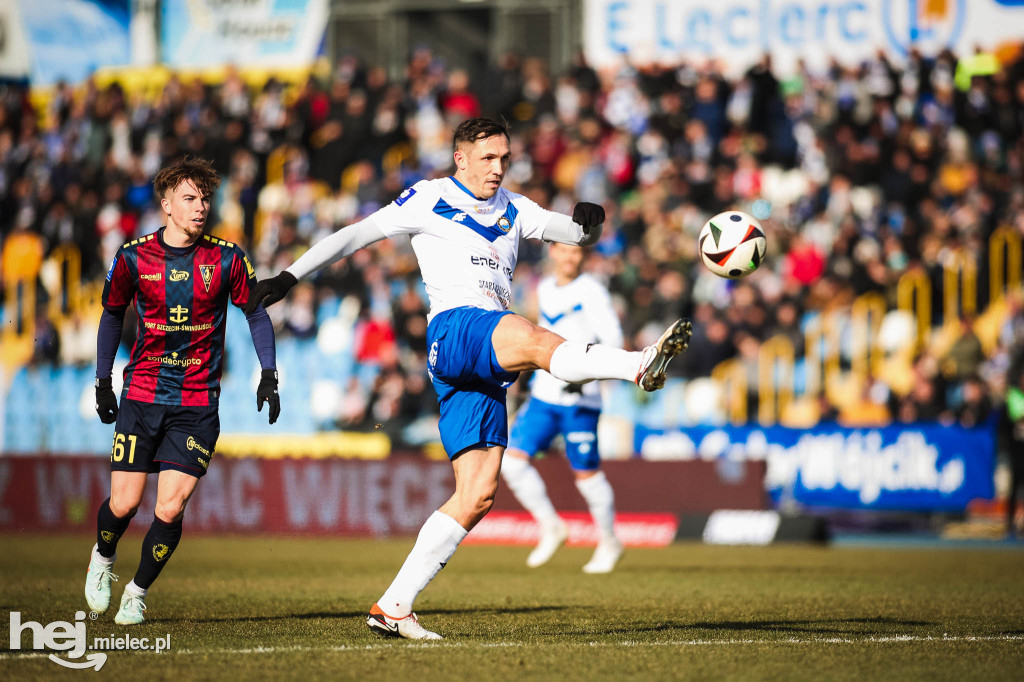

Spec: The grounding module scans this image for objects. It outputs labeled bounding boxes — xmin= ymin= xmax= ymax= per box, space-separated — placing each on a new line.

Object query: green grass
xmin=1 ymin=535 xmax=1022 ymax=680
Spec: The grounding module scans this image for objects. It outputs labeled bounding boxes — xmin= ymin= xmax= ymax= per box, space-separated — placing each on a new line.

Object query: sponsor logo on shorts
xmin=140 ymin=273 xmax=162 ymax=282
xmin=186 ymin=436 xmax=211 ymax=457
xmin=170 ymin=269 xmax=189 ymax=282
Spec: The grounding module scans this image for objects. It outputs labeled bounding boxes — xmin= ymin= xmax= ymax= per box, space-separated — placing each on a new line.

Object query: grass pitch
xmin=1 ymin=534 xmax=1022 ymax=680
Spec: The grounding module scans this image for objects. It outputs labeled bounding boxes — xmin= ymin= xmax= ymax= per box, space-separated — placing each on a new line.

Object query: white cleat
xmin=367 ymin=603 xmax=442 ymax=640
xmin=582 ymin=538 xmax=624 ymax=574
xmin=113 ymin=590 xmax=147 ymax=626
xmin=526 ymin=520 xmax=569 ymax=568
xmin=85 ymin=545 xmax=118 ymax=613
xmin=636 ymin=319 xmax=692 ymax=392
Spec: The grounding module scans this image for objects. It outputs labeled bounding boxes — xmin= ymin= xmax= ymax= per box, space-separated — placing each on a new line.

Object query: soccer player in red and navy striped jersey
xmin=85 ymin=156 xmax=280 ymax=626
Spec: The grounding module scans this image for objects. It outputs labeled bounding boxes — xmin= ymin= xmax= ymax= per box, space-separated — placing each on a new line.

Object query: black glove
xmin=257 ymin=369 xmax=281 ymax=425
xmin=572 ymin=202 xmax=605 ymax=235
xmin=95 ymin=377 xmax=118 ymax=424
xmin=244 ymin=271 xmax=298 ymax=314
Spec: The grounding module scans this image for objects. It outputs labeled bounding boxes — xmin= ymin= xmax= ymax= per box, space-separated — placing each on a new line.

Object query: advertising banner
xmin=0 ymin=454 xmax=767 ymax=535
xmin=635 ymin=422 xmax=996 ymax=511
xmin=160 ymin=0 xmax=328 ymax=68
xmin=16 ymin=0 xmax=131 ymax=85
xmin=584 ymin=0 xmax=1024 ymax=75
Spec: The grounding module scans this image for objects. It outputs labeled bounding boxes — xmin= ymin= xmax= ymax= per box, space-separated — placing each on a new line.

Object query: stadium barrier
xmin=0 ymin=455 xmax=767 ymax=542
xmin=635 ymin=422 xmax=996 ymax=512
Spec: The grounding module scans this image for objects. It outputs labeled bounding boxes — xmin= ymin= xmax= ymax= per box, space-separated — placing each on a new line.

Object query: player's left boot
xmin=582 ymin=538 xmax=624 ymax=574
xmin=367 ymin=603 xmax=442 ymax=640
xmin=636 ymin=319 xmax=692 ymax=392
xmin=113 ymin=589 xmax=147 ymax=626
xmin=84 ymin=544 xmax=118 ymax=613
xmin=526 ymin=519 xmax=568 ymax=568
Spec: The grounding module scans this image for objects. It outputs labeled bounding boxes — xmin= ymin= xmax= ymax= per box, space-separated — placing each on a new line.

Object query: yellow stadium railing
xmin=897 ymin=268 xmax=931 ymax=351
xmin=712 ymin=358 xmax=747 ymax=424
xmin=758 ymin=335 xmax=794 ymax=425
xmin=850 ymin=292 xmax=887 ymax=381
xmin=45 ymin=244 xmax=82 ymax=323
xmin=990 ymin=225 xmax=1022 ymax=304
xmin=943 ymin=249 xmax=977 ymax=324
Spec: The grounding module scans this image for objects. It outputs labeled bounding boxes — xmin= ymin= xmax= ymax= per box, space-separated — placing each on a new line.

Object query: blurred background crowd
xmin=2 ymin=45 xmax=1024 ymax=457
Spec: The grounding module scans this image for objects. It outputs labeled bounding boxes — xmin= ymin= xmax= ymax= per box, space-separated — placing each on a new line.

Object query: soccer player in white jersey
xmin=503 ymin=242 xmax=624 ymax=573
xmin=246 ymin=118 xmax=691 ymax=640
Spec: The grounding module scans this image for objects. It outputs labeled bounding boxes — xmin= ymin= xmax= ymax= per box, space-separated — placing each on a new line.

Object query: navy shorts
xmin=111 ymin=399 xmax=220 ymax=478
xmin=426 ymin=306 xmax=519 ymax=458
xmin=508 ymin=397 xmax=602 ymax=471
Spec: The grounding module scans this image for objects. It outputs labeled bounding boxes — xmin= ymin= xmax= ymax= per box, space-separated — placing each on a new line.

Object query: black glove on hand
xmin=257 ymin=369 xmax=281 ymax=425
xmin=572 ymin=202 xmax=605 ymax=235
xmin=244 ymin=271 xmax=298 ymax=314
xmin=95 ymin=377 xmax=118 ymax=424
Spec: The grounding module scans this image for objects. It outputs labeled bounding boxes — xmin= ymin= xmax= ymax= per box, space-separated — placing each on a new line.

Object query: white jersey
xmin=370 ymin=177 xmax=552 ymax=321
xmin=529 ymin=273 xmax=624 ymax=409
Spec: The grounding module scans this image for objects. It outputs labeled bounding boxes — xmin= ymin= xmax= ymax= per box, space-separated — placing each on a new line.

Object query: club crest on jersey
xmin=395 ymin=188 xmax=416 ymax=206
xmin=497 ymin=217 xmax=511 ymax=233
xmin=200 ymin=264 xmax=216 ymax=292
xmin=170 ymin=269 xmax=190 ymax=282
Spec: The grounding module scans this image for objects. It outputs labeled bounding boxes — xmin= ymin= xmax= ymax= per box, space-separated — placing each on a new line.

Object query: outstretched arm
xmin=244 ymin=218 xmax=387 ymax=313
xmin=285 ymin=217 xmax=387 ymax=280
xmin=540 ymin=202 xmax=604 ymax=247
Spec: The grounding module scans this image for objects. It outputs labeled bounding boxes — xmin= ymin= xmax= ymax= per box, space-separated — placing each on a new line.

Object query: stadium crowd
xmin=2 ymin=46 xmax=1024 ymax=450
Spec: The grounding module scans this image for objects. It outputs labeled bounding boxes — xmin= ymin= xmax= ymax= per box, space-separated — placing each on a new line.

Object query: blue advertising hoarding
xmin=635 ymin=422 xmax=995 ymax=512
xmin=17 ymin=0 xmax=130 ymax=85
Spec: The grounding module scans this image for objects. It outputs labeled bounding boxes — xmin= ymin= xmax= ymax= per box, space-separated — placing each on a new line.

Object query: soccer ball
xmin=697 ymin=211 xmax=767 ymax=279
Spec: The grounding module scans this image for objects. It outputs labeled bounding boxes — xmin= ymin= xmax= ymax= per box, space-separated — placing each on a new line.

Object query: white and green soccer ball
xmin=697 ymin=210 xmax=767 ymax=279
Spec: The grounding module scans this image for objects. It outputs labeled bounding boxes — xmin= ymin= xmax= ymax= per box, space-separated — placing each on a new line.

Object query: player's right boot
xmin=113 ymin=589 xmax=147 ymax=626
xmin=582 ymin=538 xmax=624 ymax=574
xmin=367 ymin=603 xmax=442 ymax=640
xmin=636 ymin=319 xmax=692 ymax=392
xmin=526 ymin=519 xmax=569 ymax=568
xmin=84 ymin=544 xmax=118 ymax=613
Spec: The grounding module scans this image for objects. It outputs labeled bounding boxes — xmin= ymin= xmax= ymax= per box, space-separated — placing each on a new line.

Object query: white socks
xmin=576 ymin=471 xmax=618 ymax=543
xmin=92 ymin=544 xmax=115 ymax=566
xmin=124 ymin=580 xmax=147 ymax=599
xmin=378 ymin=511 xmax=468 ymax=618
xmin=501 ymin=455 xmax=561 ymax=529
xmin=548 ymin=341 xmax=642 ymax=384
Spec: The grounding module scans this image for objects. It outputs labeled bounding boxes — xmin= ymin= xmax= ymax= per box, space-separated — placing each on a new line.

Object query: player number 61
xmin=111 ymin=432 xmax=138 ymax=464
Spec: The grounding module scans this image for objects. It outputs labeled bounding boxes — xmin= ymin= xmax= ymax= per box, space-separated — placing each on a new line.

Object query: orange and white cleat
xmin=367 ymin=603 xmax=442 ymax=640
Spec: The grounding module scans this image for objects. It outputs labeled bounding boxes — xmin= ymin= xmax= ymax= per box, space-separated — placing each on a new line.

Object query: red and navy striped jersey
xmin=101 ymin=229 xmax=256 ymax=406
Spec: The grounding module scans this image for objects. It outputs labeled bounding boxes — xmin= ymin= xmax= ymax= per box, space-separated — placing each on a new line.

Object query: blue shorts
xmin=111 ymin=399 xmax=220 ymax=478
xmin=427 ymin=306 xmax=519 ymax=458
xmin=507 ymin=397 xmax=602 ymax=471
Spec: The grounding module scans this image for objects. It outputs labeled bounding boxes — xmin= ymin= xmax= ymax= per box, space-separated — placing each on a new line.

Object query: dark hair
xmin=452 ymin=117 xmax=509 ymax=152
xmin=154 ymin=156 xmax=221 ymax=200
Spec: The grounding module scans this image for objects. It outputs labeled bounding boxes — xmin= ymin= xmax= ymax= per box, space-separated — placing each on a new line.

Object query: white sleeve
xmin=539 ymin=213 xmax=602 ymax=247
xmin=511 ymin=193 xmax=558 ymax=241
xmin=284 ymin=218 xmax=386 ymax=280
xmin=372 ymin=181 xmax=433 ymax=237
xmin=584 ymin=281 xmax=624 ymax=348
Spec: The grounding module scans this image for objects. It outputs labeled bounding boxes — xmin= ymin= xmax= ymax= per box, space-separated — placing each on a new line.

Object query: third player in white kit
xmin=503 ymin=243 xmax=625 ymax=573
